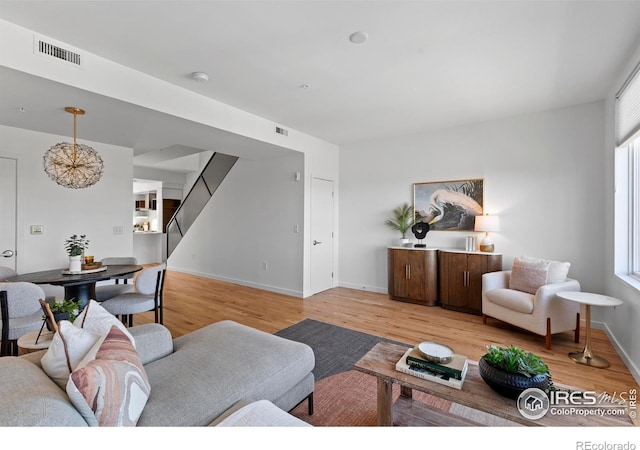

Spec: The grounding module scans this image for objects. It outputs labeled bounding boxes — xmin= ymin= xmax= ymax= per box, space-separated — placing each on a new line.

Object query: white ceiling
xmin=2 ymin=1 xmax=640 ymax=166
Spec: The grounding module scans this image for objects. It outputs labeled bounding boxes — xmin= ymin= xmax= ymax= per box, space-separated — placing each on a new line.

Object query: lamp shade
xmin=474 ymin=215 xmax=500 ymax=232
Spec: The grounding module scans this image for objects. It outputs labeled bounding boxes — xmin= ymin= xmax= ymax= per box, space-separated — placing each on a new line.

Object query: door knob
xmin=313 ymin=240 xmax=322 ymax=246
xmin=1 ymin=250 xmax=15 ymax=258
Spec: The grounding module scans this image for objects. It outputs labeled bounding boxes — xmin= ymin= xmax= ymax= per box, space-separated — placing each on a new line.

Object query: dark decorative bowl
xmin=478 ymin=358 xmax=549 ymax=400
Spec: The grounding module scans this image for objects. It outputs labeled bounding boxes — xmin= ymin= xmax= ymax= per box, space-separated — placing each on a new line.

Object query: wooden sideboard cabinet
xmin=438 ymin=250 xmax=502 ymax=315
xmin=387 ymin=247 xmax=438 ymax=306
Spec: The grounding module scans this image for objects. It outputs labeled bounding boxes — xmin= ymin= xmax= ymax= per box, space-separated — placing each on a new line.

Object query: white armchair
xmin=482 ymin=269 xmax=581 ymax=349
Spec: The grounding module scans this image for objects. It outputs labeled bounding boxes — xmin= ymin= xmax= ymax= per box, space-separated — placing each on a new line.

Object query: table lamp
xmin=474 ymin=214 xmax=500 ymax=252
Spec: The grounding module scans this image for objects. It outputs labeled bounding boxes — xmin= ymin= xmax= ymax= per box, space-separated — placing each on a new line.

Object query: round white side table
xmin=17 ymin=328 xmax=54 ymax=355
xmin=556 ymin=291 xmax=623 ymax=369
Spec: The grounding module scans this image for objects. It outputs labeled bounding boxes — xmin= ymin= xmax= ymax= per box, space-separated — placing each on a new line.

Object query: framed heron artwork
xmin=413 ymin=179 xmax=484 ymax=231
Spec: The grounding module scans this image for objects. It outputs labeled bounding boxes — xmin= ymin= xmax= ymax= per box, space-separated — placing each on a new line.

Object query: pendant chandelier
xmin=43 ymin=107 xmax=104 ymax=189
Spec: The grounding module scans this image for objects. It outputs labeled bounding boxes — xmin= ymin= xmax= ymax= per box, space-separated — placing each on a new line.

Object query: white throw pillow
xmin=520 ymin=255 xmax=570 ymax=283
xmin=41 ymin=320 xmax=102 ymax=389
xmin=509 ymin=257 xmax=550 ymax=295
xmin=75 ymin=300 xmax=135 ymax=346
xmin=41 ymin=300 xmax=135 ymax=388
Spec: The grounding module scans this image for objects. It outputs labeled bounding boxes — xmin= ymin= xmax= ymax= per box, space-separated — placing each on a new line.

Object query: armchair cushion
xmin=509 ymin=257 xmax=550 ymax=294
xmin=484 ymin=288 xmax=534 ymax=314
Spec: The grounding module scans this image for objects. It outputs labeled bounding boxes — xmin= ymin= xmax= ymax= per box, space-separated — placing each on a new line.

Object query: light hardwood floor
xmin=134 ymin=269 xmax=639 ymax=396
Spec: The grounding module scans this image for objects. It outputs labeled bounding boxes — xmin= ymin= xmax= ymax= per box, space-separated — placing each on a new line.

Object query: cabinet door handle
xmin=406 ymin=265 xmax=411 ymax=279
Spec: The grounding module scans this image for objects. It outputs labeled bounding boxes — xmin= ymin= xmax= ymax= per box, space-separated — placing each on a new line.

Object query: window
xmin=629 ymin=140 xmax=640 ymax=280
xmin=615 ymin=61 xmax=640 ymax=283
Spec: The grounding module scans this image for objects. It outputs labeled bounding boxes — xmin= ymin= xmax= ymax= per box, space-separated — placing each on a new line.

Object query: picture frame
xmin=413 ymin=179 xmax=484 ymax=231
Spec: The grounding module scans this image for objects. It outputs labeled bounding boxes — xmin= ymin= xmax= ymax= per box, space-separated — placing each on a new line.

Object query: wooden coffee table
xmin=353 ymin=341 xmax=635 ymax=427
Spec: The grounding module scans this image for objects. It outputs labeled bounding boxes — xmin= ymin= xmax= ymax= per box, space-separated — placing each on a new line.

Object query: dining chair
xmin=100 ymin=263 xmax=166 ymax=327
xmin=0 ymin=266 xmax=17 ymax=281
xmin=0 ymin=282 xmax=47 ymax=356
xmin=93 ymin=256 xmax=138 ymax=302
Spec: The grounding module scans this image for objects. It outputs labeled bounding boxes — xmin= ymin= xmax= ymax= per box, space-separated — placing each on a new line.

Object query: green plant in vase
xmin=65 ymin=234 xmax=89 ymax=257
xmin=384 ymin=203 xmax=417 ymax=245
xmin=65 ymin=234 xmax=89 ymax=273
xmin=44 ymin=297 xmax=83 ymax=331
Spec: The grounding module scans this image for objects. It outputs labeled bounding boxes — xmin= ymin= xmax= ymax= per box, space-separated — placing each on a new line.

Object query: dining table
xmin=5 ymin=264 xmax=143 ymax=308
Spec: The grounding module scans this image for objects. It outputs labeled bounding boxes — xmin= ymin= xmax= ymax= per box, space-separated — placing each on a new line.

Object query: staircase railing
xmin=165 ymin=152 xmax=238 ymax=260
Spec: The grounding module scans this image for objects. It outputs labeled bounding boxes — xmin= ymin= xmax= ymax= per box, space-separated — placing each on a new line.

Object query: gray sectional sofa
xmin=0 ymin=320 xmax=315 ymax=426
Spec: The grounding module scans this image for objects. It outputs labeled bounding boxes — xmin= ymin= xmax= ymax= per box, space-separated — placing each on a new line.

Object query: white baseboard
xmin=337 ymin=281 xmax=387 ymax=294
xmin=591 ymin=319 xmax=640 ymax=387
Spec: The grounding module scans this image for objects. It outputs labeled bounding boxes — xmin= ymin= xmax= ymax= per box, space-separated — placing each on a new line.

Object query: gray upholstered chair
xmin=0 ymin=282 xmax=46 ymax=356
xmin=0 ymin=266 xmax=17 ymax=281
xmin=100 ymin=263 xmax=166 ymax=327
xmin=93 ymin=256 xmax=138 ymax=302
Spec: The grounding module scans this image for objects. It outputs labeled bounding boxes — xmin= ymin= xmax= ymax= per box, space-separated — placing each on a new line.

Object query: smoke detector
xmin=349 ymin=31 xmax=368 ymax=44
xmin=191 ymin=72 xmax=209 ymax=83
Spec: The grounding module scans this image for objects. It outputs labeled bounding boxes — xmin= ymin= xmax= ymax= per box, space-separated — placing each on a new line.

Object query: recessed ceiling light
xmin=191 ymin=72 xmax=209 ymax=83
xmin=349 ymin=31 xmax=368 ymax=44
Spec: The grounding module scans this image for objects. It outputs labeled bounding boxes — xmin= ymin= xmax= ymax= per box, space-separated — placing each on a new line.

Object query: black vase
xmin=45 ymin=312 xmax=70 ymax=332
xmin=478 ymin=358 xmax=549 ymax=400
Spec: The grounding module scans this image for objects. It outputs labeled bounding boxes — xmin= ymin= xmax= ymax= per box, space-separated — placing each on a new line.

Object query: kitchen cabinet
xmin=438 ymin=250 xmax=502 ymax=315
xmin=387 ymin=247 xmax=438 ymax=306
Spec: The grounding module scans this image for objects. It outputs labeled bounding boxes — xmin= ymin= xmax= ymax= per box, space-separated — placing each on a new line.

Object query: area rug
xmin=275 ymin=318 xmax=406 ymax=381
xmin=276 ymin=319 xmax=514 ymax=427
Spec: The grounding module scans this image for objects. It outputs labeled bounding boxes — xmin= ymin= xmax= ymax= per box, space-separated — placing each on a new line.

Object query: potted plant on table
xmin=65 ymin=234 xmax=89 ymax=273
xmin=384 ymin=202 xmax=417 ymax=246
xmin=478 ymin=344 xmax=554 ymax=399
xmin=44 ymin=297 xmax=82 ymax=331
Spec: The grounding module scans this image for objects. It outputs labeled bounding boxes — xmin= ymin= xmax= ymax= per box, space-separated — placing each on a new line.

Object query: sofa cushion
xmin=485 ymin=288 xmax=535 ymax=314
xmin=0 ymin=356 xmax=87 ymax=426
xmin=509 ymin=257 xmax=549 ymax=294
xmin=67 ymin=326 xmax=151 ymax=426
xmin=137 ymin=320 xmax=314 ymax=427
xmin=127 ymin=323 xmax=174 ymax=365
xmin=520 ymin=255 xmax=570 ymax=284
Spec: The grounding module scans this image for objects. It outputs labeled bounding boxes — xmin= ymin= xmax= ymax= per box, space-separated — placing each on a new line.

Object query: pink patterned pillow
xmin=66 ymin=326 xmax=150 ymax=426
xmin=509 ymin=257 xmax=550 ymax=295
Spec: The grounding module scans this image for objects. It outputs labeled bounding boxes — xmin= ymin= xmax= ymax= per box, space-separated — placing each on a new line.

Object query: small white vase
xmin=69 ymin=255 xmax=82 ymax=273
xmin=399 ymin=238 xmax=410 ymax=247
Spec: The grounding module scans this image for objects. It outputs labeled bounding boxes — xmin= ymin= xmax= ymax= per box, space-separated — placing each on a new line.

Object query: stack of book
xmin=395 ymin=345 xmax=468 ymax=390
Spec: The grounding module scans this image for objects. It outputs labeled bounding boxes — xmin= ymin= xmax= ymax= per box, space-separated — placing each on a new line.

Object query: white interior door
xmin=311 ymin=177 xmax=334 ymax=294
xmin=0 ymin=158 xmax=17 ymax=270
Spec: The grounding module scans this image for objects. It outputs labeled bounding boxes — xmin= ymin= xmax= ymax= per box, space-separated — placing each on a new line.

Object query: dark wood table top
xmin=5 ymin=264 xmax=143 ymax=287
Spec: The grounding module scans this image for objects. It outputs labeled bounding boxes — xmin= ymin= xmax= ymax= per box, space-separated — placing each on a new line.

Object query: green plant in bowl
xmin=479 ymin=344 xmax=554 ymax=399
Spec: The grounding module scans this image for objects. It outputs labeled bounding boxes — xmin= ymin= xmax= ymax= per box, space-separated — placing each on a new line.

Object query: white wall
xmin=0 ymin=125 xmax=133 ymax=272
xmin=339 ymin=102 xmax=605 ymax=295
xmin=168 ymin=153 xmax=305 ymax=297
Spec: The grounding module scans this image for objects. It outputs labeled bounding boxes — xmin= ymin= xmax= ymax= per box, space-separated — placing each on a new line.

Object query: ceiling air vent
xmin=275 ymin=126 xmax=289 ymax=137
xmin=34 ymin=35 xmax=83 ymax=68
